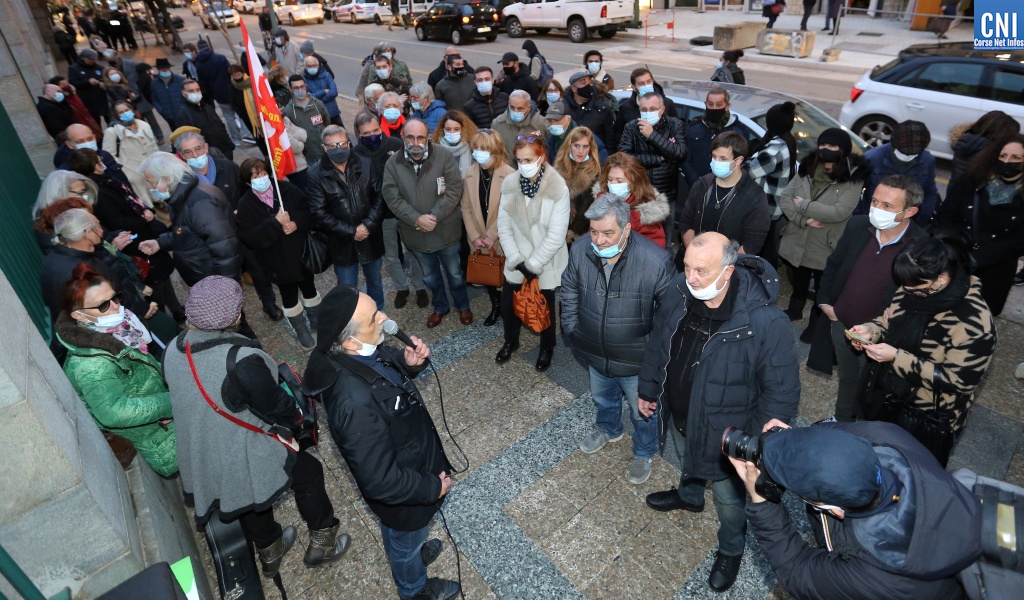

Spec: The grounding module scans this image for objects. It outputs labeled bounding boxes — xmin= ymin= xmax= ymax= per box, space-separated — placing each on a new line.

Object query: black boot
xmin=708 ymin=551 xmax=742 ymax=592
xmin=301 ymin=292 xmax=322 ymax=331
xmin=785 ymin=297 xmax=807 ymax=321
xmin=255 ymin=526 xmax=297 ymax=579
xmin=484 ymin=287 xmax=501 ymax=326
xmin=285 ymin=305 xmax=316 ymax=351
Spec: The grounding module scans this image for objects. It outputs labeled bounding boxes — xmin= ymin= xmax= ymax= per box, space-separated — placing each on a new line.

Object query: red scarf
xmin=382 ymin=114 xmax=406 ymax=138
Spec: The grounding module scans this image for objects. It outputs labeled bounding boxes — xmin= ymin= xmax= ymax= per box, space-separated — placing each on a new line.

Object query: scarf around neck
xmin=79 ymin=306 xmax=152 ymax=354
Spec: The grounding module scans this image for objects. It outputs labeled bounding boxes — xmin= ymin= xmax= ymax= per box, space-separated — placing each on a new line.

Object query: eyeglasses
xmin=903 ymin=283 xmax=941 ymax=297
xmin=323 ymin=141 xmax=351 ymax=149
xmin=82 ymin=292 xmax=122 ymax=313
xmin=68 ymin=187 xmax=87 ymax=197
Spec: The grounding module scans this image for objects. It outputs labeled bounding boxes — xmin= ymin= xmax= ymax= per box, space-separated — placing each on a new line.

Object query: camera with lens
xmin=722 ymin=426 xmax=786 ymax=503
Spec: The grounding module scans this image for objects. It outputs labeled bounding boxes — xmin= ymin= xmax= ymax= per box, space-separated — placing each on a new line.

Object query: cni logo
xmin=974 ymin=0 xmax=1024 ymax=50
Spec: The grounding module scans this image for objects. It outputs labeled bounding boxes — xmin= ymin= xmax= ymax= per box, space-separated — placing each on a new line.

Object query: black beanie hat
xmin=817 ymin=127 xmax=853 ymax=156
xmin=315 ymin=285 xmax=360 ymax=353
xmin=765 ymin=101 xmax=796 ymax=135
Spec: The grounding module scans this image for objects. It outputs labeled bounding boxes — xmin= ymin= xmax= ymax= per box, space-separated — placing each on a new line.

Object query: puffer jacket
xmin=748 ymin=421 xmax=981 ymax=600
xmin=679 ymin=171 xmax=772 ymax=254
xmin=638 ymin=256 xmax=800 ymax=481
xmin=156 ymin=173 xmax=241 ymax=280
xmin=308 ymin=152 xmax=385 ymax=266
xmin=304 ymin=346 xmax=451 ymax=531
xmin=411 ymin=100 xmax=447 ymax=134
xmin=865 ymin=275 xmax=996 ymax=433
xmin=778 ymin=155 xmax=869 ymax=271
xmin=462 ymin=89 xmax=509 ymax=129
xmin=150 ymin=73 xmax=186 ymax=124
xmin=303 ymin=66 xmax=339 ymax=117
xmin=497 ymin=165 xmax=571 ymax=290
xmin=193 ymin=48 xmax=233 ymax=105
xmin=382 ymin=143 xmax=465 ymax=254
xmin=560 ymin=232 xmax=673 ymax=377
xmin=613 ymin=82 xmax=678 ymax=152
xmin=56 ymin=313 xmax=177 ymax=477
xmin=563 ymin=91 xmax=617 ymax=152
xmin=617 ymin=115 xmax=688 ymax=197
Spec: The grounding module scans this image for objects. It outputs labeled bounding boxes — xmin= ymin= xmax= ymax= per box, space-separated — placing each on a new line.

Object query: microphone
xmin=383 ymin=319 xmax=418 ymax=349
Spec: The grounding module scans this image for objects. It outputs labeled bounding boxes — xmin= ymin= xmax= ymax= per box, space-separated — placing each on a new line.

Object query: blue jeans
xmin=590 ymin=368 xmax=658 ymax=459
xmin=411 ymin=244 xmax=469 ymax=314
xmin=668 ymin=414 xmax=747 ymax=557
xmin=379 ymin=522 xmax=430 ymax=599
xmin=334 ymin=257 xmax=384 ymax=310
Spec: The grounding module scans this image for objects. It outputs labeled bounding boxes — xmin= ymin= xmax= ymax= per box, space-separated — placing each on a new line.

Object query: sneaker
xmin=627 ymin=457 xmax=653 ymax=484
xmin=816 ymin=415 xmax=838 ymax=424
xmin=1014 ymin=268 xmax=1024 ymax=286
xmin=579 ymin=429 xmax=623 ymax=454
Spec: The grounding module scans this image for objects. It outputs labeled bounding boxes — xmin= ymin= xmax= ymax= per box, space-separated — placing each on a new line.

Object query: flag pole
xmin=258 ymin=112 xmax=285 ymax=214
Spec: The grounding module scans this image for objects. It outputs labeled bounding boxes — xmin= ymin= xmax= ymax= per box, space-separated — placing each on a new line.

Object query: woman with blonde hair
xmin=496 ymin=133 xmax=570 ymax=371
xmin=554 ymin=126 xmax=602 ymax=243
xmin=599 ymin=152 xmax=671 ymax=248
xmin=431 ymin=110 xmax=477 ymax=177
xmin=462 ymin=129 xmax=516 ymax=326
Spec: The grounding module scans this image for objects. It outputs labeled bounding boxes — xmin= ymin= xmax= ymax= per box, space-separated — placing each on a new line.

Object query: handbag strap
xmin=185 ymin=341 xmax=298 ymax=452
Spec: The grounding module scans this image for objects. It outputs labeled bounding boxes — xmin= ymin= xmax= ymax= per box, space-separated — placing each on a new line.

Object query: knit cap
xmin=185 ymin=276 xmax=244 ymax=331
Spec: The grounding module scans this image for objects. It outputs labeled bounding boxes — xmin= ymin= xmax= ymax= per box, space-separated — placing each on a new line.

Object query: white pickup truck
xmin=502 ymin=0 xmax=631 ymax=43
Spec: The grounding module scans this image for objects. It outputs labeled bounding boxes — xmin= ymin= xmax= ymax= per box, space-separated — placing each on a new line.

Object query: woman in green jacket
xmin=56 ymin=264 xmax=177 ymax=476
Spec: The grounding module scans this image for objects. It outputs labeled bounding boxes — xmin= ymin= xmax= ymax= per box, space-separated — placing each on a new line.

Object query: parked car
xmin=331 ymin=0 xmax=376 ymax=22
xmin=373 ymin=0 xmax=433 ymax=25
xmin=199 ymin=1 xmax=241 ymax=27
xmin=612 ymin=81 xmax=867 ymax=159
xmin=414 ymin=0 xmax=498 ymax=44
xmin=840 ymin=42 xmax=1024 ymax=159
xmin=234 ymin=0 xmax=259 ymax=13
xmin=275 ymin=0 xmax=326 ymax=24
xmin=501 ymin=0 xmax=630 ymax=43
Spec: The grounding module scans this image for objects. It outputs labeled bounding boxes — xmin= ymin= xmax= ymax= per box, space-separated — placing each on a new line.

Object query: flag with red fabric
xmin=240 ymin=20 xmax=296 ymax=179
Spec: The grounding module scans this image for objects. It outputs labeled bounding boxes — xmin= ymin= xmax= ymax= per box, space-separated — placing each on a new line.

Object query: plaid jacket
xmin=747 ymin=137 xmax=793 ymax=216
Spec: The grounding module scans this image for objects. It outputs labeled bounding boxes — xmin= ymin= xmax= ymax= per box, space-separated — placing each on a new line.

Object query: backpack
xmin=532 ymin=53 xmax=554 ymax=88
xmin=952 ymin=468 xmax=1024 ymax=600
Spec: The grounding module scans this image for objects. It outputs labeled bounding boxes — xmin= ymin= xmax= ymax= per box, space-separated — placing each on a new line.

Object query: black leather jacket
xmin=306 ymin=153 xmax=385 ymax=267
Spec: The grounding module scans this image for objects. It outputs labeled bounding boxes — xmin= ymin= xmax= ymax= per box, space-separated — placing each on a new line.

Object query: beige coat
xmin=103 ymin=119 xmax=158 ymax=207
xmin=778 ymin=172 xmax=863 ymax=271
xmin=462 ymin=162 xmax=514 ymax=256
xmin=497 ymin=166 xmax=570 ymax=290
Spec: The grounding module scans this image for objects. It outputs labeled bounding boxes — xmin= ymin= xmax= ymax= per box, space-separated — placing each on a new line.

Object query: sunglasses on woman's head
xmin=516 ymin=134 xmax=542 ymax=144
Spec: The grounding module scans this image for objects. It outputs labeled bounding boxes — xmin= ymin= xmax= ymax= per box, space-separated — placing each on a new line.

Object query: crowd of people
xmin=29 ymin=28 xmax=1024 ymax=600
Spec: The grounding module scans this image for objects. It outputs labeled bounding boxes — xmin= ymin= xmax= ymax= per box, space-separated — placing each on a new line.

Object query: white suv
xmin=840 ymin=43 xmax=1024 ymax=159
xmin=276 ymin=0 xmax=326 ymax=24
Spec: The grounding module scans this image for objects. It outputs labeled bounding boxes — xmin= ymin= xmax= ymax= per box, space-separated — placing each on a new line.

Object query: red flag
xmin=240 ymin=20 xmax=296 ymax=179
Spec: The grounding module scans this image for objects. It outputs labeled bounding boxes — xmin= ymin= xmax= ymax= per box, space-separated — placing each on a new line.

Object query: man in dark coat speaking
xmin=304 ymin=285 xmax=459 ymax=600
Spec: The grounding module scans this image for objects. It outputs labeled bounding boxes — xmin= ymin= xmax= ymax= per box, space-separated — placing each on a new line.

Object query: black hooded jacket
xmin=156 ymin=173 xmax=241 ymax=281
xmin=463 ymin=88 xmax=509 ymax=129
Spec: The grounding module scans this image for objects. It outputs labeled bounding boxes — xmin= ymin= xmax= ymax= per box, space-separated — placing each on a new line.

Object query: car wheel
xmin=853 ymin=115 xmax=897 ymax=149
xmin=451 ymin=28 xmax=463 ymax=45
xmin=598 ymin=29 xmax=615 ymax=39
xmin=350 ymin=12 xmax=357 ymax=23
xmin=535 ymin=28 xmax=550 ymax=35
xmin=505 ymin=16 xmax=523 ymax=38
xmin=416 ymin=25 xmax=428 ymax=40
xmin=568 ymin=17 xmax=587 ymax=43
xmin=374 ymin=14 xmax=381 ymax=25
xmin=333 ymin=12 xmax=340 ymax=22
xmin=485 ymin=34 xmax=497 ymax=41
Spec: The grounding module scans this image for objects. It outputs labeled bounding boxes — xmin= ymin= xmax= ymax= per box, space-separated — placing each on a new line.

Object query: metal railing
xmin=644 ymin=9 xmax=675 ymax=48
xmin=827 ymin=8 xmax=974 ymax=56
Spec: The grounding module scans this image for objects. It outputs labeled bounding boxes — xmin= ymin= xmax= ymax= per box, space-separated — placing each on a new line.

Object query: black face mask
xmin=452 ymin=67 xmax=466 ymax=77
xmin=326 ymin=147 xmax=350 ymax=164
xmin=995 ymin=159 xmax=1023 ymax=179
xmin=360 ymin=133 xmax=384 ymax=150
xmin=704 ymin=107 xmax=726 ymax=123
xmin=576 ymin=84 xmax=594 ymax=99
xmin=503 ymin=66 xmax=516 ymax=77
xmin=818 ymin=148 xmax=842 ymax=163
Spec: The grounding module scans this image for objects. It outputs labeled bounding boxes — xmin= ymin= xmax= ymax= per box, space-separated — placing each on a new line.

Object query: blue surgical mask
xmin=151 ymin=187 xmax=171 ymax=201
xmin=186 ymin=154 xmax=209 ymax=171
xmin=187 ymin=92 xmax=202 ymax=104
xmin=509 ymin=110 xmax=526 ymax=123
xmin=119 ymin=110 xmax=135 ymax=123
xmin=444 ymin=131 xmax=461 ymax=145
xmin=640 ymin=111 xmax=661 ymax=127
xmin=546 ymin=92 xmax=560 ymax=104
xmin=710 ymin=159 xmax=735 ymax=179
xmin=637 ymin=84 xmax=654 ymax=96
xmin=383 ymin=108 xmax=402 ymax=122
xmin=251 ymin=175 xmax=272 ymax=193
xmin=476 ymin=81 xmax=492 ymax=95
xmin=159 ymin=70 xmax=172 ymax=78
xmin=381 ymin=52 xmax=392 ymax=60
xmin=76 ymin=140 xmax=99 ymax=151
xmin=571 ymin=153 xmax=590 ymax=163
xmin=608 ymin=181 xmax=629 ymax=197
xmin=716 ymin=60 xmax=724 ymax=69
xmin=306 ymin=67 xmax=318 ymax=76
xmin=54 ymin=92 xmax=65 ymax=102
xmin=548 ymin=123 xmax=565 ymax=136
xmin=184 ymin=52 xmax=193 ymax=61
xmin=591 ymin=238 xmax=624 ymax=259
xmin=411 ymin=101 xmax=421 ymax=111
xmin=375 ymin=68 xmax=390 ymax=80
xmin=472 ymin=150 xmax=491 ymax=165
xmin=587 ymin=61 xmax=601 ymax=74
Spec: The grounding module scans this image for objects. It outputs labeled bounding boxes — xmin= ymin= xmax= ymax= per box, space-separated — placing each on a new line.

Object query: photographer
xmin=304 ymin=285 xmax=459 ymax=600
xmin=727 ymin=422 xmax=982 ymax=600
xmin=163 ymin=277 xmax=351 ymax=578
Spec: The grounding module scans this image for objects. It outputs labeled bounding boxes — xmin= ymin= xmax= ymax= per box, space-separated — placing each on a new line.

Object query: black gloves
xmin=515 ymin=262 xmax=538 ymax=280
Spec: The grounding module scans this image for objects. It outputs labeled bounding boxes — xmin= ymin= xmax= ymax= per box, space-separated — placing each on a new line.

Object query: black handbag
xmin=278 ymin=362 xmax=318 ymax=449
xmin=301 ymin=231 xmax=332 ymax=274
xmin=877 ymin=373 xmax=957 ymax=467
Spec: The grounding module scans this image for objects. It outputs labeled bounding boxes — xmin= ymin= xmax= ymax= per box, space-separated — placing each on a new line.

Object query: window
xmin=909 ymin=61 xmax=985 ymax=97
xmin=460 ymin=3 xmax=473 ymax=15
xmin=991 ymin=69 xmax=1024 ymax=106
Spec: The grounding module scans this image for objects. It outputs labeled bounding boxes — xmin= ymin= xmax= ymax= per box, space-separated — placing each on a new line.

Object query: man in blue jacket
xmin=728 ymin=422 xmax=981 ymax=600
xmin=638 ymin=231 xmax=800 ymax=593
xmin=302 ymin=55 xmax=342 ymax=127
xmin=192 ymin=39 xmax=245 ymax=146
xmin=858 ymin=120 xmax=939 ymax=224
xmin=152 ymin=58 xmax=185 ymax=131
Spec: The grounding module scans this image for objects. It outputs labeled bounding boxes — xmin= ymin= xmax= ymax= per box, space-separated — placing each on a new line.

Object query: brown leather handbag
xmin=513 ymin=278 xmax=551 ymax=333
xmin=467 ymin=250 xmax=505 ymax=287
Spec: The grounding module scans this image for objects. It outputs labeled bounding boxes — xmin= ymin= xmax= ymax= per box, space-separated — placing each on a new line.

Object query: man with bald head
xmin=53 ymin=124 xmax=130 ymax=188
xmin=637 ymin=232 xmax=800 ymax=593
xmin=36 ymin=84 xmax=76 ymax=139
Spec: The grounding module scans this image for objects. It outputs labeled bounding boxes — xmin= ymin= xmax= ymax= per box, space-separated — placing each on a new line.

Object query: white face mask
xmin=186 ymin=92 xmax=202 ymax=104
xmin=349 ymin=330 xmax=384 ymax=356
xmin=587 ymin=61 xmax=600 ymax=74
xmin=686 ymin=267 xmax=729 ymax=301
xmin=80 ymin=304 xmax=126 ymax=328
xmin=518 ymin=159 xmax=541 ymax=179
xmin=868 ymin=206 xmax=905 ymax=231
xmin=607 ymin=181 xmax=629 ymax=197
xmin=892 ymin=148 xmax=918 ymax=163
